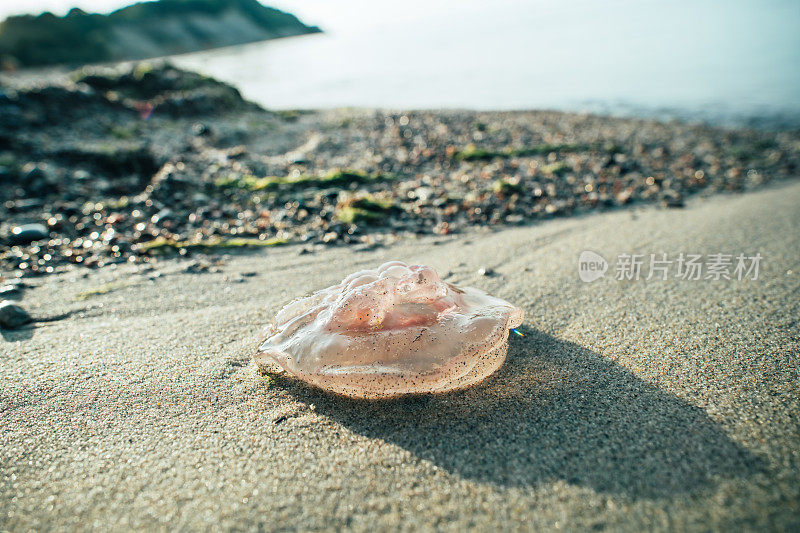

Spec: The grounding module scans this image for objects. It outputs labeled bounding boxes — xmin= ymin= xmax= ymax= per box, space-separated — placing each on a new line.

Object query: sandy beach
xmin=2 ymin=179 xmax=798 ymax=530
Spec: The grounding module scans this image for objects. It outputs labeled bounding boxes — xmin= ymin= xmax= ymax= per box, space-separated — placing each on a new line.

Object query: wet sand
xmin=1 ymin=182 xmax=799 ymax=530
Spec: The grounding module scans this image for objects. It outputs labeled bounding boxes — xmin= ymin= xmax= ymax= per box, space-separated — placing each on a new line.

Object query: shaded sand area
xmin=2 ymin=182 xmax=799 ymax=530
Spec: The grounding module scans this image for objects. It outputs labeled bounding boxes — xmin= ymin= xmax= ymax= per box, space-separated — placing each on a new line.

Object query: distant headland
xmin=0 ymin=0 xmax=321 ymax=69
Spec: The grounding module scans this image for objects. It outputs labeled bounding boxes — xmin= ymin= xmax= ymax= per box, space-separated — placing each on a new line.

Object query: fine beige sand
xmin=2 ymin=182 xmax=799 ymax=531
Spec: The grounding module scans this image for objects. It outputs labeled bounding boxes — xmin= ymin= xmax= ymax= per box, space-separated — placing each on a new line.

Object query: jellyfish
xmin=255 ymin=261 xmax=524 ymax=399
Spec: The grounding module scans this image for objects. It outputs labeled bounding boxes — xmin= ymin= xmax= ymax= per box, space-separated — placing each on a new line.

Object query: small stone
xmin=661 ymin=191 xmax=685 ymax=208
xmin=192 ymin=122 xmax=211 ymax=136
xmin=150 ymin=209 xmax=173 ymax=224
xmin=183 ymin=260 xmax=210 ymax=274
xmin=22 ymin=163 xmax=48 ymax=183
xmin=616 ymin=189 xmax=633 ymax=204
xmin=477 ymin=267 xmax=495 ymax=276
xmin=8 ymin=223 xmax=49 ymax=245
xmin=0 ymin=300 xmax=32 ymax=329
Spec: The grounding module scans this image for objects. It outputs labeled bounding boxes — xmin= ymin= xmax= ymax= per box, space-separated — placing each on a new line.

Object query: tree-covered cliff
xmin=0 ymin=0 xmax=320 ymax=68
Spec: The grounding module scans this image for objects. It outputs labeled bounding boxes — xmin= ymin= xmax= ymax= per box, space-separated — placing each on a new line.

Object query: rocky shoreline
xmin=1 ymin=63 xmax=799 ymax=279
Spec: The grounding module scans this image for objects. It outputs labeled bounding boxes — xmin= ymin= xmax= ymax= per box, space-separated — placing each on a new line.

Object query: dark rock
xmin=8 ymin=223 xmax=49 ymax=245
xmin=77 ymin=65 xmax=261 ymax=117
xmin=0 ymin=301 xmax=32 ymax=329
xmin=0 ymin=285 xmax=22 ymax=300
xmin=23 ymin=163 xmax=48 ymax=182
xmin=10 ymin=198 xmax=44 ymax=211
xmin=53 ymin=144 xmax=162 ymax=194
xmin=20 ymin=163 xmax=54 ymax=195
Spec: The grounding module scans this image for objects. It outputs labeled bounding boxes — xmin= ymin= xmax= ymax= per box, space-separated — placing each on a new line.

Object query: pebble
xmin=1 ymin=63 xmax=796 ymax=278
xmin=616 ymin=190 xmax=633 ymax=204
xmin=662 ymin=191 xmax=685 ymax=208
xmin=8 ymin=223 xmax=49 ymax=245
xmin=192 ymin=122 xmax=211 ymax=136
xmin=0 ymin=300 xmax=32 ymax=329
xmin=182 ymin=260 xmax=209 ymax=274
xmin=478 ymin=267 xmax=495 ymax=276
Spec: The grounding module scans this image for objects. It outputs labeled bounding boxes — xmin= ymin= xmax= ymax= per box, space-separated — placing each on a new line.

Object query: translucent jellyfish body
xmin=255 ymin=261 xmax=524 ymax=398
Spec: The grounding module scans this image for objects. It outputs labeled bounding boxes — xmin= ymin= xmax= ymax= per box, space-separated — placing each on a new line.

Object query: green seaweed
xmin=348 ymin=196 xmax=395 ymax=212
xmin=453 ymin=146 xmax=498 ymax=161
xmin=137 ymin=236 xmax=288 ymax=254
xmin=75 ymin=280 xmax=133 ymax=300
xmin=0 ymin=153 xmax=20 ymax=179
xmin=453 ymin=142 xmax=622 ymax=161
xmin=215 ymin=169 xmax=390 ymax=192
xmin=257 ymin=367 xmax=294 ymax=388
xmin=275 ymin=110 xmax=303 ymax=121
xmin=540 ymin=162 xmax=569 ymax=175
xmin=336 ymin=194 xmax=396 ymax=224
xmin=0 ymin=153 xmax=19 ymax=168
xmin=336 ymin=206 xmax=386 ymax=224
xmin=106 ymin=196 xmax=130 ymax=209
xmin=493 ymin=178 xmax=523 ymax=195
xmin=108 ymin=124 xmax=136 ymax=139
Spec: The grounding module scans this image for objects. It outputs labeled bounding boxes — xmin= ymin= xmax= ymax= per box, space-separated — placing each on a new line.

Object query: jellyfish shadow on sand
xmin=272 ymin=326 xmax=765 ymax=499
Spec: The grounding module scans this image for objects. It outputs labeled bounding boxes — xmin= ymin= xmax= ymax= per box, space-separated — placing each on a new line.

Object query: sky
xmin=0 ymin=0 xmax=133 ymax=18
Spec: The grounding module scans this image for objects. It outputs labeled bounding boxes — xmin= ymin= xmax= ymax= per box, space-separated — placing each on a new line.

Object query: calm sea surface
xmin=101 ymin=0 xmax=800 ymax=125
